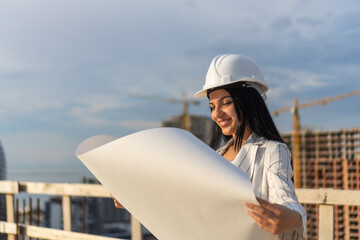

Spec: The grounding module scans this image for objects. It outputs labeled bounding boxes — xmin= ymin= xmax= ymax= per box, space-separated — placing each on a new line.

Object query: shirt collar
xmin=227 ymin=133 xmax=266 ymax=148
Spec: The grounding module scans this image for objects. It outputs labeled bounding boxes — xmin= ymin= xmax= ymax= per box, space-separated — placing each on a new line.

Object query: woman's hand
xmin=110 ymin=194 xmax=124 ymax=209
xmin=244 ymin=197 xmax=301 ymax=235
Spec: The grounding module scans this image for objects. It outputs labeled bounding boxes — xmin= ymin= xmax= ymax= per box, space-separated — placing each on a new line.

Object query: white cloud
xmin=265 ymin=67 xmax=331 ymax=98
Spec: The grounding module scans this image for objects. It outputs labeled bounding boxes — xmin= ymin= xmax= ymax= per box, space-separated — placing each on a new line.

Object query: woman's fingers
xmin=110 ymin=193 xmax=124 ymax=208
xmin=256 ymin=197 xmax=283 ymax=216
xmin=245 ymin=208 xmax=278 ymax=234
xmin=114 ymin=200 xmax=124 ymax=208
xmin=244 ymin=202 xmax=275 ymax=219
xmin=246 ymin=208 xmax=270 ymax=222
xmin=244 ymin=199 xmax=302 ymax=235
xmin=113 ymin=199 xmax=124 ymax=208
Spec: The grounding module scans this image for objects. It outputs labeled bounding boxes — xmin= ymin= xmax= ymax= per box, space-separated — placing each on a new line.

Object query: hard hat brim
xmin=194 ymin=78 xmax=269 ymax=98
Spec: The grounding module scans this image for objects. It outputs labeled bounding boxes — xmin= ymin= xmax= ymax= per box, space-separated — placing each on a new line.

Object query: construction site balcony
xmin=1 ymin=181 xmax=360 ymax=240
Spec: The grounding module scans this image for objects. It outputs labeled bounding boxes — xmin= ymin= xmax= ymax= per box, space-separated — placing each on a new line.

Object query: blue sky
xmin=0 ymin=0 xmax=359 ymax=182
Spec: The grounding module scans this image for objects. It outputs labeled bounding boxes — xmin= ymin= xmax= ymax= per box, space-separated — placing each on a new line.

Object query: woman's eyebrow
xmin=209 ymin=96 xmax=232 ymax=104
xmin=221 ymin=96 xmax=232 ymax=101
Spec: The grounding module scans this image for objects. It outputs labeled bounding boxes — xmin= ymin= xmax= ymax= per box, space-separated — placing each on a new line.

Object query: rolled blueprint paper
xmin=76 ymin=128 xmax=273 ymax=240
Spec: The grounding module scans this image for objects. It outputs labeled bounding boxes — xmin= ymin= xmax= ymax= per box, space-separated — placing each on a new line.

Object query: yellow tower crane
xmin=274 ymin=89 xmax=360 ymax=188
xmin=131 ymin=92 xmax=200 ymax=131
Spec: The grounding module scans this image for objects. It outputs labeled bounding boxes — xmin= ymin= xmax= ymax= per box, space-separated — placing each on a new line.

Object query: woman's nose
xmin=212 ymin=107 xmax=224 ymax=119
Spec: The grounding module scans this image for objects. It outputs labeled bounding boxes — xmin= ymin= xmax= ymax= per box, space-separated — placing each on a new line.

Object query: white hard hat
xmin=194 ymin=54 xmax=269 ymax=100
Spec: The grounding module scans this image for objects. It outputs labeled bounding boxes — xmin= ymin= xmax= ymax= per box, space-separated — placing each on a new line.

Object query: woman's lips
xmin=218 ymin=119 xmax=231 ymax=128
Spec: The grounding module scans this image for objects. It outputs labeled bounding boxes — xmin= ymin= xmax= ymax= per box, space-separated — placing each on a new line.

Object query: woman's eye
xmin=223 ymin=101 xmax=233 ymax=105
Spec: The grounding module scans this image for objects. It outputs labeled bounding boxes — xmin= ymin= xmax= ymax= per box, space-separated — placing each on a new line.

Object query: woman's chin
xmin=221 ymin=131 xmax=233 ymax=137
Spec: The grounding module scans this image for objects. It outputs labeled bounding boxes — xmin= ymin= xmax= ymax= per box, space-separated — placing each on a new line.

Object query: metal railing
xmin=1 ymin=181 xmax=360 ymax=240
xmin=0 ymin=181 xmax=142 ymax=240
xmin=296 ymin=188 xmax=360 ymax=240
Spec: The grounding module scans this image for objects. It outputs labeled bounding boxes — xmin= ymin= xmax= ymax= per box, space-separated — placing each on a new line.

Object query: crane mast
xmin=274 ymin=90 xmax=360 ymax=188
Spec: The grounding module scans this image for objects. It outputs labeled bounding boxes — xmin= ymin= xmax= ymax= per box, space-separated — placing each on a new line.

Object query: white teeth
xmin=219 ymin=119 xmax=230 ymax=126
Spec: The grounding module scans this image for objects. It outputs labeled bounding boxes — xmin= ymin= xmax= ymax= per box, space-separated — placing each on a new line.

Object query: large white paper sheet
xmin=76 ymin=128 xmax=273 ymax=240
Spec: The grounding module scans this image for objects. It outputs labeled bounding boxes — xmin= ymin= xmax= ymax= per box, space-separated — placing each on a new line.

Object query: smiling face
xmin=209 ymin=89 xmax=239 ymax=139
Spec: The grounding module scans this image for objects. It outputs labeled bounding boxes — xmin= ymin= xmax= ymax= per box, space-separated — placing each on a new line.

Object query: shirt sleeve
xmin=266 ymin=142 xmax=306 ymax=240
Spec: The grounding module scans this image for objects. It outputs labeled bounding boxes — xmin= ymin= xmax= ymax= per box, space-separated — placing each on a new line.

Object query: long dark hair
xmin=209 ymin=83 xmax=284 ymax=150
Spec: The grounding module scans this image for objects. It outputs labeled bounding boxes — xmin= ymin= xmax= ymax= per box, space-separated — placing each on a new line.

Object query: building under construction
xmin=282 ymin=128 xmax=360 ymax=240
xmin=161 ymin=114 xmax=213 ymax=145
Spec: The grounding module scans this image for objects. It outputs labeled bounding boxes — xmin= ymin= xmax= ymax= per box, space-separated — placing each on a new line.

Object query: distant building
xmin=0 ymin=141 xmax=5 ymax=180
xmin=43 ymin=188 xmax=132 ymax=237
xmin=161 ymin=114 xmax=213 ymax=145
xmin=44 ymin=197 xmax=63 ymax=230
xmin=0 ymin=140 xmax=6 ymax=240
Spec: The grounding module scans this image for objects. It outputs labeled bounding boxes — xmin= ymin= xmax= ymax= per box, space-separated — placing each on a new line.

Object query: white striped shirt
xmin=218 ymin=134 xmax=306 ymax=240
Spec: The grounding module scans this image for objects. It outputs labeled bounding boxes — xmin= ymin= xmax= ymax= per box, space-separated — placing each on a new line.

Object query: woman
xmin=194 ymin=54 xmax=306 ymax=239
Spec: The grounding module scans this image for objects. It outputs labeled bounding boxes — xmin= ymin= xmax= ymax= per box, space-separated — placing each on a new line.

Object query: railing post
xmin=5 ymin=193 xmax=15 ymax=240
xmin=131 ymin=215 xmax=142 ymax=240
xmin=319 ymin=204 xmax=334 ymax=240
xmin=62 ymin=195 xmax=71 ymax=231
